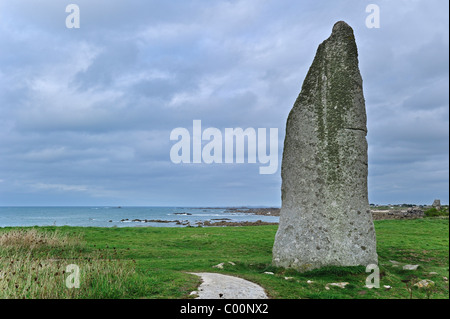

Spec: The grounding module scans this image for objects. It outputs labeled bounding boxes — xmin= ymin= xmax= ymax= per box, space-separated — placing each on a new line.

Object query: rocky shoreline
xmin=198 ymin=219 xmax=278 ymax=227
xmin=117 ymin=217 xmax=277 ymax=227
xmin=224 ymin=207 xmax=281 ymax=216
xmin=116 ymin=206 xmax=426 ymax=227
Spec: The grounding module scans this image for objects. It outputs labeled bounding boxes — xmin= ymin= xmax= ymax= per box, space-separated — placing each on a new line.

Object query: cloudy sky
xmin=0 ymin=0 xmax=448 ymax=206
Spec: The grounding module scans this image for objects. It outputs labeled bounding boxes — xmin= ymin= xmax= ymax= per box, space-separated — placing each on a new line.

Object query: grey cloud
xmin=0 ymin=0 xmax=448 ymax=205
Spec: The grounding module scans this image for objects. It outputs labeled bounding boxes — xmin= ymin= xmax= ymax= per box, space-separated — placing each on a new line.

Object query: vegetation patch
xmin=0 ymin=218 xmax=448 ymax=299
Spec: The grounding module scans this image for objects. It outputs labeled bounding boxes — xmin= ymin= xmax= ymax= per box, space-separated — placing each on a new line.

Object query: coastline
xmin=1 ymin=205 xmax=438 ymax=229
xmin=116 ymin=206 xmax=427 ymax=227
xmin=116 ymin=206 xmax=430 ymax=227
xmin=119 ymin=207 xmax=281 ymax=227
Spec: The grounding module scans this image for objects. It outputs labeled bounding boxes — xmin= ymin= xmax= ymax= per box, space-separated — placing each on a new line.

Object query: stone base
xmin=272 ymin=207 xmax=378 ymax=272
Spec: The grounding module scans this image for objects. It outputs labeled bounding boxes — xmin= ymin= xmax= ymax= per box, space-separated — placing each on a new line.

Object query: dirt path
xmin=188 ymin=272 xmax=269 ymax=299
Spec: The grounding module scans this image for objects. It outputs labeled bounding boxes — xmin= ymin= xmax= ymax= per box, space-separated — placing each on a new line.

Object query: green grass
xmin=0 ymin=218 xmax=448 ymax=299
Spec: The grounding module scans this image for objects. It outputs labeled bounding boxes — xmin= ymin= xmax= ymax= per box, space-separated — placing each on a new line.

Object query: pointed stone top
xmin=323 ymin=21 xmax=358 ymax=59
xmin=330 ymin=21 xmax=355 ymax=42
xmin=332 ymin=20 xmax=353 ymax=33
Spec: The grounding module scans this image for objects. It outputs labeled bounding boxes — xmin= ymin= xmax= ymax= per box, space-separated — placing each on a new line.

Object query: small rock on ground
xmin=325 ymin=282 xmax=349 ymax=290
xmin=403 ymin=264 xmax=419 ymax=270
xmin=415 ymin=279 xmax=435 ymax=288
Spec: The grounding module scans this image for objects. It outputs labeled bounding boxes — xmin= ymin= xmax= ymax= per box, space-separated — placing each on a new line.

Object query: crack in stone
xmin=344 ymin=127 xmax=367 ymax=133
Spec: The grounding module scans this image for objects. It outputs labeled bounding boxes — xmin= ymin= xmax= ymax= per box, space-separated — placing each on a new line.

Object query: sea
xmin=0 ymin=206 xmax=279 ymax=228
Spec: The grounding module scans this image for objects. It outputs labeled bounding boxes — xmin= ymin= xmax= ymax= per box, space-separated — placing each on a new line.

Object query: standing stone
xmin=272 ymin=21 xmax=378 ymax=272
xmin=432 ymin=199 xmax=441 ymax=211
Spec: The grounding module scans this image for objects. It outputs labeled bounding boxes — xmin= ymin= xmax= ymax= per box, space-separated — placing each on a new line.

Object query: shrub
xmin=424 ymin=207 xmax=449 ymax=217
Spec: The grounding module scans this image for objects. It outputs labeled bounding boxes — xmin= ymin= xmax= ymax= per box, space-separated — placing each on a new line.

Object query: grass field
xmin=0 ymin=218 xmax=448 ymax=299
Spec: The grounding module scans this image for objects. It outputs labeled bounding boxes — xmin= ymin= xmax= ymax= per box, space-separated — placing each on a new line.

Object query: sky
xmin=0 ymin=0 xmax=448 ymax=206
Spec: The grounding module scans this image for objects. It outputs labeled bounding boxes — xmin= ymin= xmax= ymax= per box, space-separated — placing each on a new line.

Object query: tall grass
xmin=0 ymin=228 xmax=141 ymax=299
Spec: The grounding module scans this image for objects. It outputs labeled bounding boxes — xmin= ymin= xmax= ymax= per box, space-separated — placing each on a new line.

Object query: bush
xmin=424 ymin=207 xmax=449 ymax=217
